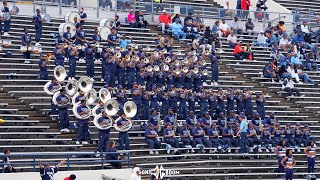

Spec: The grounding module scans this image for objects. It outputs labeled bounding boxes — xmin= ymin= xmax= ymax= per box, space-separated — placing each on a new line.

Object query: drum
xmin=33 ymin=46 xmax=42 ymax=54
xmin=20 ymin=46 xmax=27 ymax=52
xmin=2 ymin=40 xmax=12 ymax=47
xmin=99 ymin=27 xmax=111 ymax=41
xmin=99 ymin=18 xmax=115 ymax=29
xmin=64 ymin=11 xmax=80 ymax=23
xmin=58 ymin=23 xmax=76 ymax=38
xmin=9 ymin=5 xmax=19 ymax=15
xmin=28 ymin=46 xmax=33 ymax=51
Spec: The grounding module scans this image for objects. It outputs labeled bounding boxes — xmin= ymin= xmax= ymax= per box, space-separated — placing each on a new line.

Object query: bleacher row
xmin=0 ymin=5 xmax=319 ymax=179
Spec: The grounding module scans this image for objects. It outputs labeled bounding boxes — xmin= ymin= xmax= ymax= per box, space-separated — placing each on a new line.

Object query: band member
xmin=96 ymin=111 xmax=112 ymax=154
xmin=217 ymin=112 xmax=227 ymax=133
xmin=260 ymin=124 xmax=274 ymax=152
xmin=39 ymin=160 xmax=65 ymax=180
xmin=247 ymin=123 xmax=262 ymax=152
xmin=53 ymin=43 xmax=65 ymax=66
xmin=222 ymin=122 xmax=238 ymax=152
xmin=74 ymin=90 xmax=86 ymax=104
xmin=92 ymin=28 xmax=101 ymax=61
xmin=303 ymin=124 xmax=317 ymax=146
xmin=226 ymin=88 xmax=234 ymax=112
xmin=79 ymin=7 xmax=87 ymax=25
xmin=68 ymin=45 xmax=78 ymax=80
xmin=180 ymin=122 xmax=196 ymax=152
xmin=280 ymin=149 xmax=295 ymax=180
xmin=21 ymin=28 xmax=32 ymax=63
xmin=131 ymin=83 xmax=142 ymax=120
xmin=208 ymin=123 xmax=221 ymax=152
xmin=163 ymin=123 xmax=179 ymax=151
xmin=200 ymin=112 xmax=211 ymax=134
xmin=76 ymin=100 xmax=90 ymax=145
xmin=197 ymin=86 xmax=208 ymax=116
xmin=48 ymin=78 xmax=60 ymax=115
xmin=84 ymin=43 xmax=95 ymax=80
xmin=284 ymin=123 xmax=295 ymax=148
xmin=192 ymin=123 xmax=213 ymax=153
xmin=243 ymin=89 xmax=253 ymax=119
xmin=115 ymin=86 xmax=126 ymax=110
xmin=185 ymin=111 xmax=196 ymax=132
xmin=117 ymin=112 xmax=132 ymax=150
xmin=274 ymin=139 xmax=286 ymax=176
xmin=73 ymin=17 xmax=80 ymax=29
xmin=141 ymin=91 xmax=150 ymax=120
xmin=56 ymin=89 xmax=70 ymax=132
xmin=251 ymin=112 xmax=262 ymax=134
xmin=2 ymin=1 xmax=11 ymax=36
xmin=147 ymin=109 xmax=160 ymax=132
xmin=265 ymin=112 xmax=278 ymax=127
xmin=145 ymin=123 xmax=160 ymax=155
xmin=294 ymin=122 xmax=304 ymax=152
xmin=107 ymin=28 xmax=120 ymax=47
xmin=234 ymin=90 xmax=244 ymax=114
xmin=149 ymin=86 xmax=159 ymax=111
xmin=210 ymin=51 xmax=219 ymax=86
xmin=103 ymin=48 xmax=116 ymax=85
xmin=75 ymin=25 xmax=87 ymax=61
xmin=106 ymin=141 xmax=122 ymax=169
xmin=272 ymin=123 xmax=283 ymax=146
xmin=163 ymin=108 xmax=175 ymax=128
xmin=62 ymin=27 xmax=73 ymax=44
xmin=39 ymin=54 xmax=49 ymax=80
xmin=32 ymin=9 xmax=43 ymax=46
xmin=304 ymin=140 xmax=316 ymax=173
xmin=216 ymin=88 xmax=225 ymax=115
xmin=256 ymin=93 xmax=265 ymax=120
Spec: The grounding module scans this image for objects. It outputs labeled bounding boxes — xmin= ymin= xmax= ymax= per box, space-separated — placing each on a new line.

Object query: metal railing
xmin=0 ymin=151 xmax=130 ymax=173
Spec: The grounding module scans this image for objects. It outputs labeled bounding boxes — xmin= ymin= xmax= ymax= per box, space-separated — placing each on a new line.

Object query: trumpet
xmin=175 ymin=61 xmax=180 ymax=67
xmin=147 ymin=65 xmax=153 ymax=72
xmin=205 ymin=50 xmax=210 ymax=55
xmin=161 ymin=48 xmax=167 ymax=54
xmin=174 ymin=68 xmax=180 ymax=75
xmin=193 ymin=68 xmax=199 ymax=74
xmin=165 ymin=56 xmax=171 ymax=63
xmin=182 ymin=67 xmax=188 ymax=73
xmin=125 ymin=54 xmax=131 ymax=62
xmin=200 ymin=60 xmax=206 ymax=66
xmin=144 ymin=58 xmax=150 ymax=64
xmin=183 ymin=57 xmax=189 ymax=64
xmin=116 ymin=51 xmax=122 ymax=58
xmin=153 ymin=51 xmax=159 ymax=57
xmin=192 ymin=56 xmax=198 ymax=62
xmin=119 ymin=47 xmax=124 ymax=52
xmin=133 ymin=55 xmax=139 ymax=62
xmin=163 ymin=64 xmax=169 ymax=71
xmin=154 ymin=65 xmax=160 ymax=72
xmin=202 ymin=69 xmax=208 ymax=76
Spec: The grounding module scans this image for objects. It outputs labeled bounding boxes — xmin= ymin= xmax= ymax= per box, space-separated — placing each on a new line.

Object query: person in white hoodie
xmin=256 ymin=30 xmax=268 ymax=47
xmin=286 ymin=63 xmax=300 ymax=83
xmin=130 ymin=167 xmax=141 ymax=180
xmin=282 ymin=76 xmax=303 ymax=97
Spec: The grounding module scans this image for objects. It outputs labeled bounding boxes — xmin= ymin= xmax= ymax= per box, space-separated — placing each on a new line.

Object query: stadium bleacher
xmin=0 ymin=0 xmax=319 ymax=179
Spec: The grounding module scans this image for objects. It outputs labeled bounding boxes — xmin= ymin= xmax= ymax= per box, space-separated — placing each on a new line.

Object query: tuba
xmin=72 ymin=102 xmax=91 ymax=119
xmin=99 ymin=88 xmax=111 ymax=103
xmin=52 ymin=92 xmax=70 ymax=107
xmin=66 ymin=80 xmax=78 ymax=96
xmin=78 ymin=76 xmax=93 ymax=93
xmin=86 ymin=88 xmax=97 ymax=105
xmin=92 ymin=104 xmax=103 ymax=117
xmin=93 ymin=114 xmax=113 ymax=130
xmin=54 ymin=65 xmax=67 ymax=82
xmin=104 ymin=98 xmax=119 ymax=116
xmin=123 ymin=101 xmax=137 ymax=118
xmin=44 ymin=81 xmax=62 ymax=95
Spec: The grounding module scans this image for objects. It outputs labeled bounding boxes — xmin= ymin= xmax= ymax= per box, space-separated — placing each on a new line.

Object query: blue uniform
xmin=68 ymin=48 xmax=77 ymax=78
xmin=117 ymin=118 xmax=130 ymax=150
xmin=80 ymin=12 xmax=87 ymax=25
xmin=76 ymin=105 xmax=90 ymax=141
xmin=33 ymin=13 xmax=42 ymax=42
xmin=53 ymin=47 xmax=64 ymax=66
xmin=85 ymin=47 xmax=94 ymax=78
xmin=243 ymin=93 xmax=253 ymax=119
xmin=178 ymin=92 xmax=187 ymax=119
xmin=38 ymin=59 xmax=48 ymax=80
xmin=294 ymin=128 xmax=304 ymax=147
xmin=40 ymin=166 xmax=57 ymax=180
xmin=48 ymin=83 xmax=58 ymax=115
xmin=222 ymin=127 xmax=238 ymax=148
xmin=192 ymin=127 xmax=212 ymax=147
xmin=216 ymin=93 xmax=225 ymax=114
xmin=200 ymin=117 xmax=211 ymax=134
xmin=63 ymin=32 xmax=72 ymax=42
xmin=141 ymin=94 xmax=150 ymax=120
xmin=145 ymin=128 xmax=161 ymax=149
xmin=131 ymin=88 xmax=142 ymax=120
xmin=168 ymin=92 xmax=178 ymax=113
xmin=159 ymin=94 xmax=169 ymax=116
xmin=210 ymin=54 xmax=219 ymax=83
xmin=261 ymin=127 xmax=275 ymax=147
xmin=226 ymin=92 xmax=235 ymax=112
xmin=208 ymin=128 xmax=221 ymax=147
xmin=21 ymin=33 xmax=32 ymax=59
xmin=97 ymin=116 xmax=111 ymax=152
xmin=2 ymin=6 xmax=10 ymax=33
xmin=148 ymin=115 xmax=159 ymax=131
xmin=256 ymin=97 xmax=265 ymax=120
xmin=188 ymin=93 xmax=196 ymax=113
xmin=179 ymin=128 xmax=196 ymax=147
xmin=284 ymin=127 xmax=295 ymax=147
xmin=107 ymin=33 xmax=120 ymax=47
xmin=235 ymin=94 xmax=244 ymax=114
xmin=246 ymin=128 xmax=262 ymax=147
xmin=163 ymin=128 xmax=179 ymax=148
xmin=150 ymin=93 xmax=159 ymax=111
xmin=198 ymin=92 xmax=208 ymax=115
xmin=56 ymin=94 xmax=70 ymax=130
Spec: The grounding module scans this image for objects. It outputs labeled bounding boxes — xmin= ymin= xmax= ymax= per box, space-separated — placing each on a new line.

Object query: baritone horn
xmin=78 ymin=76 xmax=93 ymax=93
xmin=54 ymin=65 xmax=67 ymax=82
xmin=104 ymin=98 xmax=119 ymax=116
xmin=165 ymin=56 xmax=171 ymax=63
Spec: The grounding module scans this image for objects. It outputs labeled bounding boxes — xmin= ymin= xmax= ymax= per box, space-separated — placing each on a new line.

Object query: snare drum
xmin=20 ymin=46 xmax=27 ymax=52
xmin=99 ymin=27 xmax=111 ymax=41
xmin=65 ymin=11 xmax=80 ymax=23
xmin=28 ymin=46 xmax=33 ymax=51
xmin=99 ymin=18 xmax=115 ymax=29
xmin=58 ymin=23 xmax=76 ymax=38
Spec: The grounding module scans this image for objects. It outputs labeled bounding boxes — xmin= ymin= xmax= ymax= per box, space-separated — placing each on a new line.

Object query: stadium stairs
xmin=0 ymin=14 xmax=319 ymax=179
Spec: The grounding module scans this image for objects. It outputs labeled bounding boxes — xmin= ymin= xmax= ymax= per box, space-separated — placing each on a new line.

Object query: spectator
xmin=314 ymin=26 xmax=320 ymax=43
xmin=277 ymin=21 xmax=285 ymax=34
xmin=106 ymin=141 xmax=122 ymax=169
xmin=3 ymin=149 xmax=15 ymax=173
xmin=311 ymin=44 xmax=320 ymax=61
xmin=232 ymin=41 xmax=245 ymax=60
xmin=245 ymin=18 xmax=255 ymax=35
xmin=194 ymin=14 xmax=204 ymax=31
xmin=227 ymin=31 xmax=238 ymax=48
xmin=119 ymin=35 xmax=132 ymax=49
xmin=241 ymin=0 xmax=251 ymax=19
xmin=263 ymin=62 xmax=280 ymax=83
xmin=172 ymin=13 xmax=181 ymax=24
xmin=135 ymin=11 xmax=147 ymax=29
xmin=130 ymin=167 xmax=141 ymax=180
xmin=127 ymin=9 xmax=137 ymax=28
xmin=39 ymin=160 xmax=65 ymax=179
xmin=99 ymin=0 xmax=112 ymax=10
xmin=154 ymin=0 xmax=164 ymax=12
xmin=219 ymin=19 xmax=231 ymax=37
xmin=212 ymin=33 xmax=222 ymax=49
xmin=79 ymin=7 xmax=87 ymax=25
xmin=114 ymin=15 xmax=121 ymax=30
xmin=290 ymin=53 xmax=302 ymax=66
xmin=170 ymin=19 xmax=186 ymax=42
xmin=256 ymin=30 xmax=268 ymax=47
xmin=301 ymin=20 xmax=311 ymax=34
xmin=279 ymin=34 xmax=292 ymax=51
xmin=304 ymin=33 xmax=312 ymax=45
xmin=183 ymin=21 xmax=193 ymax=39
xmin=292 ymin=31 xmax=313 ymax=49
xmin=305 ymin=53 xmax=319 ymax=71
xmin=225 ymin=0 xmax=235 ymax=18
xmin=243 ymin=42 xmax=254 ymax=60
xmin=212 ymin=20 xmax=222 ymax=37
xmin=296 ymin=65 xmax=317 ymax=85
xmin=191 ymin=21 xmax=201 ymax=39
xmin=287 ymin=63 xmax=300 ymax=83
xmin=64 ymin=174 xmax=77 ymax=180
xmin=282 ymin=76 xmax=303 ymax=97
xmin=159 ymin=10 xmax=171 ymax=33
xmin=230 ymin=17 xmax=243 ymax=34
xmin=184 ymin=13 xmax=193 ymax=24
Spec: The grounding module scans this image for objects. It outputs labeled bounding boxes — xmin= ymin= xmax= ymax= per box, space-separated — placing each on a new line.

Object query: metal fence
xmin=0 ymin=151 xmax=130 ymax=173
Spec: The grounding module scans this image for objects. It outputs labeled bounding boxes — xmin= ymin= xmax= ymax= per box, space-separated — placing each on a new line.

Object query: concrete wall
xmin=0 ymin=168 xmax=132 ymax=180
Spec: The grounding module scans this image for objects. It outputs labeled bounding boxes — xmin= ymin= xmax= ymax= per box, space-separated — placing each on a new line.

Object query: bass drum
xmin=58 ymin=23 xmax=76 ymax=38
xmin=99 ymin=18 xmax=115 ymax=29
xmin=99 ymin=27 xmax=111 ymax=41
xmin=65 ymin=11 xmax=80 ymax=23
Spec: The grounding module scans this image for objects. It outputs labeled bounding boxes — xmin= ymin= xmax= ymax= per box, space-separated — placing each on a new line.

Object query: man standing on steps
xmin=209 ymin=51 xmax=219 ymax=86
xmin=237 ymin=115 xmax=248 ymax=154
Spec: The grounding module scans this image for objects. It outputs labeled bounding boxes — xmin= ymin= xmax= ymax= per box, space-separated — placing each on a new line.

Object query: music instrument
xmin=9 ymin=5 xmax=19 ymax=15
xmin=64 ymin=11 xmax=80 ymax=23
xmin=86 ymin=88 xmax=97 ymax=105
xmin=119 ymin=47 xmax=124 ymax=52
xmin=133 ymin=55 xmax=139 ymax=62
xmin=174 ymin=68 xmax=180 ymax=75
xmin=73 ymin=102 xmax=91 ymax=119
xmin=192 ymin=56 xmax=198 ymax=62
xmin=154 ymin=65 xmax=160 ymax=72
xmin=144 ymin=58 xmax=149 ymax=64
xmin=174 ymin=61 xmax=180 ymax=67
xmin=20 ymin=46 xmax=27 ymax=52
xmin=58 ymin=23 xmax=76 ymax=38
xmin=125 ymin=54 xmax=131 ymax=62
xmin=52 ymin=92 xmax=70 ymax=107
xmin=65 ymin=80 xmax=78 ymax=96
xmin=193 ymin=68 xmax=199 ymax=74
xmin=93 ymin=114 xmax=113 ymax=130
xmin=41 ymin=13 xmax=51 ymax=23
xmin=163 ymin=64 xmax=169 ymax=71
xmin=165 ymin=56 xmax=171 ymax=63
xmin=92 ymin=104 xmax=102 ymax=117
xmin=116 ymin=51 xmax=122 ymax=58
xmin=182 ymin=67 xmax=188 ymax=73
xmin=153 ymin=51 xmax=159 ymax=58
xmin=203 ymin=69 xmax=208 ymax=76
xmin=183 ymin=57 xmax=188 ymax=65
xmin=104 ymin=98 xmax=119 ymax=116
xmin=2 ymin=40 xmax=12 ymax=47
xmin=99 ymin=88 xmax=111 ymax=103
xmin=33 ymin=46 xmax=42 ymax=54
xmin=71 ymin=92 xmax=83 ymax=105
xmin=200 ymin=60 xmax=206 ymax=66
xmin=123 ymin=101 xmax=137 ymax=118
xmin=54 ymin=65 xmax=67 ymax=82
xmin=99 ymin=18 xmax=115 ymax=29
xmin=78 ymin=76 xmax=93 ymax=93
xmin=98 ymin=27 xmax=111 ymax=41
xmin=192 ymin=39 xmax=199 ymax=49
xmin=161 ymin=48 xmax=167 ymax=54
xmin=147 ymin=65 xmax=153 ymax=72
xmin=44 ymin=81 xmax=62 ymax=95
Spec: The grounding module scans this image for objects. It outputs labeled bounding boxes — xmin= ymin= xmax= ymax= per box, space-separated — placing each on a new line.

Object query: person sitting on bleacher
xmin=127 ymin=9 xmax=137 ymax=28
xmin=180 ymin=122 xmax=196 ymax=153
xmin=286 ymin=63 xmax=300 ymax=83
xmin=303 ymin=124 xmax=317 ymax=147
xmin=227 ymin=31 xmax=238 ymax=48
xmin=3 ymin=148 xmax=15 ymax=173
xmin=263 ymin=62 xmax=280 ymax=83
xmin=183 ymin=20 xmax=193 ymax=39
xmin=256 ymin=30 xmax=268 ymax=47
xmin=279 ymin=34 xmax=292 ymax=51
xmin=192 ymin=122 xmax=212 ymax=153
xmin=135 ymin=11 xmax=147 ymax=29
xmin=230 ymin=17 xmax=242 ymax=34
xmin=159 ymin=10 xmax=171 ymax=33
xmin=251 ymin=112 xmax=262 ymax=134
xmin=106 ymin=141 xmax=122 ymax=169
xmin=245 ymin=18 xmax=255 ymax=35
xmin=282 ymin=76 xmax=303 ymax=97
xmin=243 ymin=42 xmax=254 ymax=60
xmin=191 ymin=21 xmax=201 ymax=39
xmin=311 ymin=44 xmax=320 ymax=61
xmin=260 ymin=124 xmax=275 ymax=152
xmin=145 ymin=123 xmax=160 ymax=155
xmin=232 ymin=41 xmax=245 ymax=60
xmin=296 ymin=64 xmax=317 ymax=85
xmin=184 ymin=12 xmax=193 ymax=24
xmin=194 ymin=13 xmax=204 ymax=31
xmin=284 ymin=123 xmax=295 ymax=148
xmin=272 ymin=123 xmax=283 ymax=146
xmin=294 ymin=122 xmax=304 ymax=152
xmin=172 ymin=14 xmax=181 ymax=24
xmin=219 ymin=19 xmax=231 ymax=37
xmin=222 ymin=122 xmax=237 ymax=153
xmin=212 ymin=20 xmax=222 ymax=38
xmin=208 ymin=123 xmax=221 ymax=152
xmin=200 ymin=112 xmax=211 ymax=135
xmin=292 ymin=31 xmax=313 ymax=50
xmin=305 ymin=53 xmax=319 ymax=71
xmin=170 ymin=19 xmax=186 ymax=43
xmin=163 ymin=123 xmax=179 ymax=153
xmin=247 ymin=122 xmax=262 ymax=152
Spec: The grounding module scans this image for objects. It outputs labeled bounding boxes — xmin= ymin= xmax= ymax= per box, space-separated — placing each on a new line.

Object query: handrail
xmin=0 ymin=151 xmax=130 ymax=173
